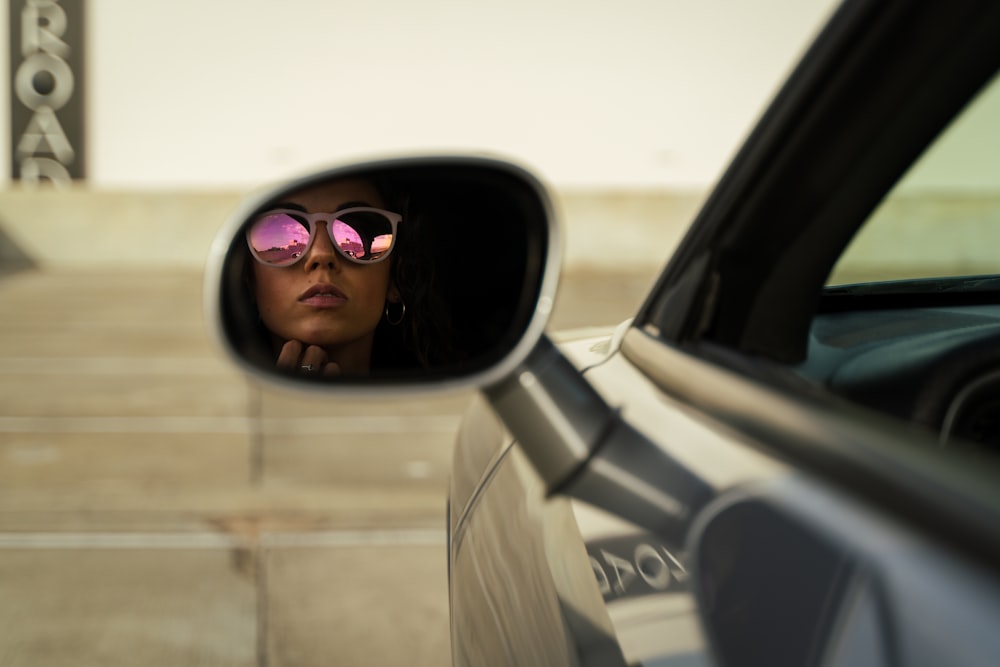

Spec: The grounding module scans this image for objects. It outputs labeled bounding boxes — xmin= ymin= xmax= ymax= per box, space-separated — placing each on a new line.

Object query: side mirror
xmin=204 ymin=155 xmax=561 ymax=393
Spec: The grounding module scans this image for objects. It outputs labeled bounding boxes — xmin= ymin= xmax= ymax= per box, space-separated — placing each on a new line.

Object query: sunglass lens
xmin=248 ymin=213 xmax=311 ymax=266
xmin=331 ymin=211 xmax=394 ymax=262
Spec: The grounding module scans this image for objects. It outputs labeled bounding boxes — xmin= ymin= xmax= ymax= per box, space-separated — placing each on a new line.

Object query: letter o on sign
xmin=635 ymin=543 xmax=671 ymax=590
xmin=15 ymin=52 xmax=75 ymax=111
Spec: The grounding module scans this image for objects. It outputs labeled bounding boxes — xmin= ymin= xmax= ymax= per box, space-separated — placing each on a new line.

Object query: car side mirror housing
xmin=204 ymin=155 xmax=561 ymax=393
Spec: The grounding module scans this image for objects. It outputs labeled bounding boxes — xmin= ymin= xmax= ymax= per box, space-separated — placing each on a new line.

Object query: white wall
xmin=1 ymin=0 xmax=839 ymax=191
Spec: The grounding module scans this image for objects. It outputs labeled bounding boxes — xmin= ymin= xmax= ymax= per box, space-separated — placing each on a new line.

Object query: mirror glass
xmin=209 ymin=158 xmax=556 ymax=387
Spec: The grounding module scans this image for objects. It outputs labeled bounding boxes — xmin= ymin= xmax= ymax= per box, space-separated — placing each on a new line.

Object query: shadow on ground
xmin=0 ymin=222 xmax=35 ymax=278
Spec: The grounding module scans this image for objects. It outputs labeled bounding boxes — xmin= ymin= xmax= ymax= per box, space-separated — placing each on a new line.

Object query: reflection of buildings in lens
xmin=258 ymin=240 xmax=303 ymax=263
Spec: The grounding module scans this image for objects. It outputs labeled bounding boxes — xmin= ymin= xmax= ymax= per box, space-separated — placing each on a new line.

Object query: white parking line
xmin=0 ymin=529 xmax=446 ymax=549
xmin=0 ymin=357 xmax=230 ymax=375
xmin=0 ymin=533 xmax=243 ymax=549
xmin=263 ymin=530 xmax=446 ymax=548
xmin=0 ymin=416 xmax=251 ymax=434
xmin=0 ymin=415 xmax=460 ymax=434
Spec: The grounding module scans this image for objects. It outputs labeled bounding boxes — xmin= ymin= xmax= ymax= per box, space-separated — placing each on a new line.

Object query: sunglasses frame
xmin=246 ymin=206 xmax=403 ymax=267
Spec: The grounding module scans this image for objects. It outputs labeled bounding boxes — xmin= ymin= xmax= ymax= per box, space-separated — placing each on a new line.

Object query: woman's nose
xmin=304 ymin=222 xmax=341 ymax=270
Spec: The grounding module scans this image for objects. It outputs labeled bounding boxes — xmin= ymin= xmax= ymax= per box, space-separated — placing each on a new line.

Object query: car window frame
xmin=617 ymin=0 xmax=1000 ymax=570
xmin=635 ymin=0 xmax=1000 ymax=365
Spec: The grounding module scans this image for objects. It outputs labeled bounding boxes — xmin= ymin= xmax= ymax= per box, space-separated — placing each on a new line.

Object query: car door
xmin=448 ymin=328 xmax=702 ymax=667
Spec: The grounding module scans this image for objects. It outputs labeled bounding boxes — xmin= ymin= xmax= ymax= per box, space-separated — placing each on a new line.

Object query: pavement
xmin=0 ymin=266 xmax=658 ymax=666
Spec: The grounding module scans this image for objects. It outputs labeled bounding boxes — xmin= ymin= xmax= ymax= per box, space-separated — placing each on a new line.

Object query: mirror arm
xmin=484 ymin=334 xmax=613 ymax=485
xmin=484 ymin=335 xmax=713 ymax=544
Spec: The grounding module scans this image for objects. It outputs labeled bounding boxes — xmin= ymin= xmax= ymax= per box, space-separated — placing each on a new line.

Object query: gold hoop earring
xmin=385 ymin=299 xmax=406 ymax=326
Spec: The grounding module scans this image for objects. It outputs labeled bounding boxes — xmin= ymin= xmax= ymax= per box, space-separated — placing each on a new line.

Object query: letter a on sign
xmin=17 ymin=106 xmax=75 ymax=163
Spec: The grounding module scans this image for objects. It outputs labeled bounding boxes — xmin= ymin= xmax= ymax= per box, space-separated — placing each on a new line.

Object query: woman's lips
xmin=299 ymin=283 xmax=347 ymax=308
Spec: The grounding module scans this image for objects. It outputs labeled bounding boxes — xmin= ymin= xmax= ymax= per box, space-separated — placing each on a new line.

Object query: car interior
xmin=801 ymin=69 xmax=1000 ymax=455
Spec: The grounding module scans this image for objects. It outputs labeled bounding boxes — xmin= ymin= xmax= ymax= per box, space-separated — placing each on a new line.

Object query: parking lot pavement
xmin=0 ymin=267 xmax=656 ymax=666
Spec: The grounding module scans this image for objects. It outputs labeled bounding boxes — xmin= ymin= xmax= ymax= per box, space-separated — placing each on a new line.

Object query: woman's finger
xmin=299 ymin=345 xmax=328 ymax=376
xmin=276 ymin=340 xmax=305 ymax=371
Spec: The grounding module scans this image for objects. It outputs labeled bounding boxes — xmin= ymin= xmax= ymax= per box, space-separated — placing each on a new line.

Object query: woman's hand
xmin=276 ymin=340 xmax=342 ymax=377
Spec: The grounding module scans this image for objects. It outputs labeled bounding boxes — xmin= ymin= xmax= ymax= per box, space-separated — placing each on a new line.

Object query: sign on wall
xmin=9 ymin=0 xmax=85 ymax=186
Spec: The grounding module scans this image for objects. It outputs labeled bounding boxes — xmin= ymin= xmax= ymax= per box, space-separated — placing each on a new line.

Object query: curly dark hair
xmin=369 ymin=184 xmax=460 ymax=372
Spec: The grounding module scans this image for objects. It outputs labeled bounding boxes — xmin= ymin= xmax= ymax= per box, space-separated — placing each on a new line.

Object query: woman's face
xmin=251 ymin=178 xmax=399 ymax=373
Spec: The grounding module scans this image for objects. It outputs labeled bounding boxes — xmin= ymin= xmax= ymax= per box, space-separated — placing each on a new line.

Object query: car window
xmin=827 ymin=70 xmax=1000 ymax=286
xmin=795 ymin=71 xmax=1000 ymax=451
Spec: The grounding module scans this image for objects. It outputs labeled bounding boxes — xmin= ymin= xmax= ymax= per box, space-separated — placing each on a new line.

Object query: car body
xmin=443 ymin=1 xmax=1000 ymax=665
xmin=205 ymin=0 xmax=1000 ymax=665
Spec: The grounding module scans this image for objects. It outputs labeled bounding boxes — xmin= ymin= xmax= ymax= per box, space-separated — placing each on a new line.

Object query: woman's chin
xmin=294 ymin=336 xmax=334 ymax=350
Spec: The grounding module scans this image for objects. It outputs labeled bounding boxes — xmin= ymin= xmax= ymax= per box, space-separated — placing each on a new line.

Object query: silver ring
xmin=301 ymin=364 xmax=315 ymax=372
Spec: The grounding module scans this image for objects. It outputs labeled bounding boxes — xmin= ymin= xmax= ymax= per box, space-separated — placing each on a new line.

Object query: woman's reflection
xmin=242 ymin=176 xmax=456 ymax=375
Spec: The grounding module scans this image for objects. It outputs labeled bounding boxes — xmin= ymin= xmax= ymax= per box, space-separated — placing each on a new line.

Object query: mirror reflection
xmin=217 ymin=162 xmax=551 ymax=382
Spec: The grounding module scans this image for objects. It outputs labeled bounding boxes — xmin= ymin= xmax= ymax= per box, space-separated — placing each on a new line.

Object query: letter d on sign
xmin=9 ymin=0 xmax=86 ymax=186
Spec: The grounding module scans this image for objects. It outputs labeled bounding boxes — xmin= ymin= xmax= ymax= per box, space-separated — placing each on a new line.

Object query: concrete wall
xmin=0 ymin=187 xmax=245 ymax=270
xmin=0 ymin=186 xmax=704 ymax=272
xmin=4 ymin=186 xmax=1000 ymax=279
xmin=829 ymin=195 xmax=1000 ymax=283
